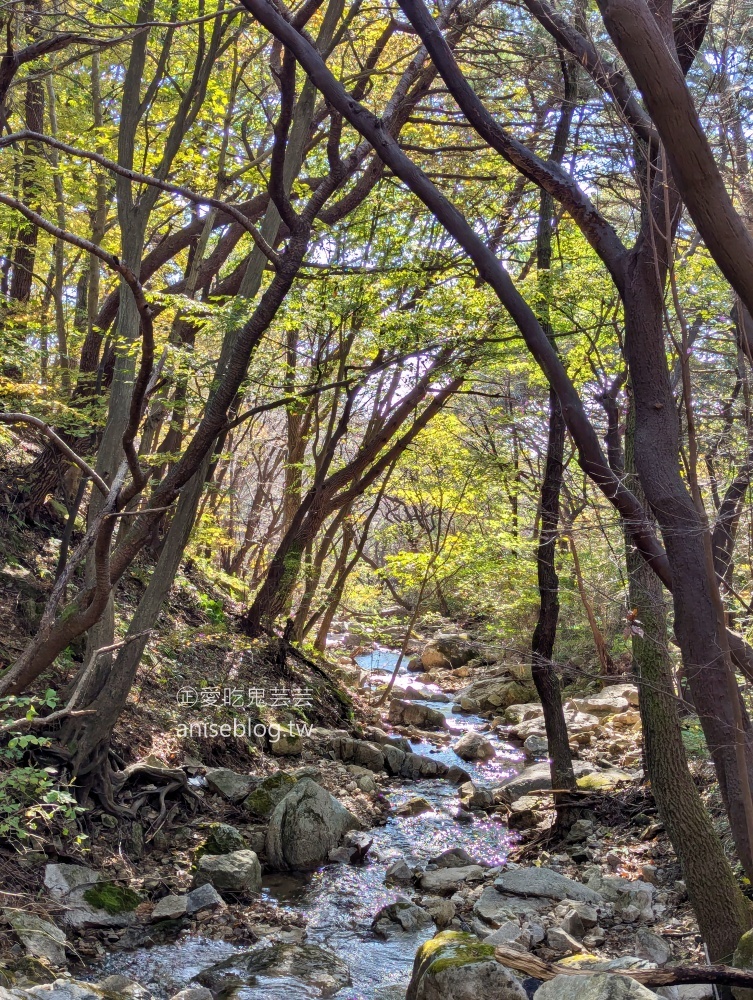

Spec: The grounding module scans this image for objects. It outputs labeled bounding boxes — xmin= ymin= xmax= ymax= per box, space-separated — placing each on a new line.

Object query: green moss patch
xmin=83 ymin=882 xmax=141 ymax=914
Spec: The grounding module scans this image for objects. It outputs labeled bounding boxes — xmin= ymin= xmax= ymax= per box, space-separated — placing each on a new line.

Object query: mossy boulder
xmin=82 ymin=883 xmax=141 ymax=915
xmin=406 ymin=931 xmax=527 ymax=1000
xmin=199 ymin=822 xmax=247 ymax=857
xmin=243 ymin=773 xmax=297 ymax=819
xmin=733 ymin=927 xmax=753 ymax=1000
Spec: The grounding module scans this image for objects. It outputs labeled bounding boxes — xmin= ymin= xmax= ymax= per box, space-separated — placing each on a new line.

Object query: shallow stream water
xmin=92 ymin=649 xmax=524 ymax=1000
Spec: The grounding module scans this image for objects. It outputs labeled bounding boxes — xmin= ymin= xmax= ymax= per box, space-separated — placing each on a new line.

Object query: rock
xmin=205 ymin=768 xmax=255 ymax=802
xmin=560 ymin=908 xmax=585 ymax=940
xmin=407 ymin=656 xmax=425 ymax=672
xmin=534 ymin=973 xmax=658 ymax=999
xmin=585 ymin=873 xmax=653 ymax=921
xmin=363 ymin=728 xmax=412 ymax=753
xmin=446 ymin=764 xmax=472 ymax=785
xmin=201 ymin=822 xmax=246 ymax=855
xmin=576 ymin=769 xmax=637 ymax=792
xmin=497 ymin=762 xmax=598 ymax=800
xmin=458 ymin=782 xmax=495 ymax=810
xmin=422 ymin=896 xmax=456 ymax=928
xmin=97 ymin=975 xmax=151 ymax=1000
xmin=419 ymin=865 xmax=485 ymax=895
xmin=4 ymin=912 xmax=67 ymax=966
xmin=150 ymin=895 xmax=188 ymax=921
xmin=43 ymin=865 xmax=139 ymax=930
xmin=270 ymin=730 xmax=303 ymax=756
xmin=456 ymin=676 xmax=536 ymax=714
xmin=546 ymin=927 xmax=582 ymax=955
xmin=400 ymin=752 xmax=449 ymax=780
xmin=564 ymin=819 xmax=594 ymax=843
xmin=385 ymin=859 xmax=414 ymax=885
xmin=483 ymin=920 xmax=531 ymax=951
xmin=430 ymin=848 xmax=479 ymax=869
xmin=568 ymin=695 xmax=631 ymax=717
xmin=494 ymin=867 xmax=602 ymax=903
xmin=508 ymin=795 xmax=543 ymax=830
xmin=401 ymin=685 xmax=451 ymax=703
xmin=196 ymin=942 xmax=350 ymax=998
xmin=372 ymin=900 xmax=434 ymax=937
xmin=169 ymin=991 xmax=213 ymax=1000
xmin=474 ymin=885 xmax=549 ymax=930
xmin=421 ymin=638 xmax=477 ymax=671
xmin=636 ymin=927 xmax=670 ymax=965
xmin=331 ymin=736 xmax=385 ymax=773
xmin=243 ymin=772 xmax=297 ymax=818
xmin=452 ymin=731 xmax=496 ymax=761
xmin=186 ymin=883 xmax=224 ymax=915
xmin=193 ymin=850 xmax=262 ymax=895
xmin=396 ymin=796 xmax=434 ymax=817
xmin=266 ymin=777 xmax=360 ymax=870
xmin=382 ymin=744 xmax=407 ymax=776
xmin=328 ymin=831 xmax=373 ymax=865
xmin=406 ymin=930 xmax=527 ymax=1000
xmin=524 ymin=735 xmax=549 ymax=756
xmin=389 ymin=699 xmax=448 ymax=730
xmin=505 ymin=704 xmax=545 ymax=725
xmin=732 ymin=925 xmax=753 ymax=999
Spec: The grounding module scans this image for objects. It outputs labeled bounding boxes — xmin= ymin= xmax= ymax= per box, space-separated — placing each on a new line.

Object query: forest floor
xmin=0 ymin=493 xmax=741 ymax=999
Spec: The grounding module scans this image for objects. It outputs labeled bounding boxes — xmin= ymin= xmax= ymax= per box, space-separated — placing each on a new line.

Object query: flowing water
xmin=91 ymin=649 xmax=523 ymax=1000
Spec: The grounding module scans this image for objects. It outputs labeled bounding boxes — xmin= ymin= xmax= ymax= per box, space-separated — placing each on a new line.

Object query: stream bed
xmin=91 ymin=649 xmax=524 ymax=1000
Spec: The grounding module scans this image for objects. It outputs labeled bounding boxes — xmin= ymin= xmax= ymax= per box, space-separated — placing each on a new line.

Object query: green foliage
xmin=197 ymin=592 xmax=226 ymax=626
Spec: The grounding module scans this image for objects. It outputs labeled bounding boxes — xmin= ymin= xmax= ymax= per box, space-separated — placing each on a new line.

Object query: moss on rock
xmin=82 ymin=882 xmax=141 ymax=914
xmin=243 ymin=772 xmax=296 ymax=818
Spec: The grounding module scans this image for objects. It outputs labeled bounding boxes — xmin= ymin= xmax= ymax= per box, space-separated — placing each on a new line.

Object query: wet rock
xmin=205 ymin=768 xmax=255 ymax=803
xmin=495 ymin=867 xmax=602 ymax=903
xmin=396 ymin=796 xmax=434 ymax=817
xmin=43 ymin=865 xmax=138 ymax=930
xmin=385 ymin=859 xmax=414 ymax=885
xmin=452 ymin=731 xmax=496 ymax=761
xmin=534 ymin=973 xmax=658 ymax=999
xmin=4 ymin=912 xmax=67 ymax=966
xmin=406 ymin=930 xmax=527 ymax=1000
xmin=400 ymin=752 xmax=449 ymax=780
xmin=193 ymin=850 xmax=261 ymax=895
xmin=446 ymin=764 xmax=472 ymax=785
xmin=372 ymin=900 xmax=434 ymax=937
xmin=419 ymin=865 xmax=485 ymax=895
xmin=389 ymin=699 xmax=448 ymax=730
xmin=458 ymin=782 xmax=495 ymax=810
xmin=266 ymin=777 xmax=360 ymax=871
xmin=196 ymin=942 xmax=350 ymax=998
xmin=331 ymin=735 xmax=385 ymax=773
xmin=243 ymin=772 xmax=297 ymax=818
xmin=430 ymin=848 xmax=479 ymax=869
xmin=328 ymin=831 xmax=373 ymax=865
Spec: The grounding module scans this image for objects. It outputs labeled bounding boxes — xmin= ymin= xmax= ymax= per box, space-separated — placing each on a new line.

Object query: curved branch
xmin=0 ymin=413 xmax=109 ymax=495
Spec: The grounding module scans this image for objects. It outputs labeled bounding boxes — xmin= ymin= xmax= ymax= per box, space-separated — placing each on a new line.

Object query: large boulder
xmin=43 ymin=865 xmax=139 ymax=930
xmin=243 ymin=772 xmax=296 ymax=818
xmin=406 ymin=930 xmax=527 ymax=1000
xmin=452 ymin=730 xmax=496 ymax=761
xmin=534 ymin=973 xmax=658 ymax=999
xmin=496 ymin=761 xmax=598 ymax=800
xmin=455 ymin=675 xmax=536 ymax=714
xmin=195 ymin=942 xmax=350 ymax=998
xmin=400 ymin=752 xmax=449 ymax=780
xmin=494 ymin=867 xmax=602 ymax=904
xmin=193 ymin=850 xmax=262 ymax=895
xmin=266 ymin=777 xmax=360 ymax=870
xmin=389 ymin=699 xmax=448 ymax=731
xmin=421 ymin=638 xmax=478 ymax=671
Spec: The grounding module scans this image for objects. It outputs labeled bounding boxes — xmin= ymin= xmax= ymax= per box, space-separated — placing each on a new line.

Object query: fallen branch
xmin=494 ymin=945 xmax=753 ymax=988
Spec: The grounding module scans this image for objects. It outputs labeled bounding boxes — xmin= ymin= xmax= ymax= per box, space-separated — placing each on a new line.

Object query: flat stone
xmin=43 ymin=865 xmax=137 ymax=930
xmin=150 ymin=895 xmax=188 ymax=922
xmin=496 ymin=761 xmax=598 ymax=800
xmin=419 ymin=865 xmax=485 ymax=895
xmin=193 ymin=850 xmax=261 ymax=895
xmin=186 ymin=883 xmax=224 ymax=915
xmin=205 ymin=768 xmax=255 ymax=802
xmin=534 ymin=972 xmax=658 ymax=999
xmin=5 ymin=912 xmax=67 ymax=966
xmin=494 ymin=867 xmax=602 ymax=903
xmin=389 ymin=699 xmax=448 ymax=731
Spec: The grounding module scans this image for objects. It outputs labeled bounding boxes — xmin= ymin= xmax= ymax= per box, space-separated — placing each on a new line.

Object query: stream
xmin=91 ymin=649 xmax=524 ymax=1000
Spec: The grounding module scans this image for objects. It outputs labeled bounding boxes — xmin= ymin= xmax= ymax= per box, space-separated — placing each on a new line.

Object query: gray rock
xmin=382 ymin=744 xmax=407 ymax=776
xmin=201 ymin=822 xmax=246 ymax=855
xmin=546 ymin=926 xmax=582 ymax=955
xmin=455 ymin=675 xmax=536 ymax=713
xmin=243 ymin=773 xmax=297 ymax=819
xmin=446 ymin=765 xmax=473 ymax=785
xmin=496 ymin=761 xmax=598 ymax=800
xmin=400 ymin=752 xmax=449 ymax=780
xmin=585 ymin=873 xmax=653 ymax=921
xmin=193 ymin=850 xmax=261 ymax=895
xmin=494 ymin=867 xmax=602 ymax=903
xmin=169 ymin=991 xmax=213 ymax=1000
xmin=186 ymin=883 xmax=224 ymax=915
xmin=473 ymin=885 xmax=552 ymax=930
xmin=196 ymin=942 xmax=350 ymax=998
xmin=372 ymin=900 xmax=434 ymax=937
xmin=637 ymin=927 xmax=671 ymax=965
xmin=4 ymin=911 xmax=67 ymax=965
xmin=422 ymin=896 xmax=456 ymax=928
xmin=406 ymin=930 xmax=526 ymax=1000
xmin=523 ymin=735 xmax=549 ymax=756
xmin=430 ymin=848 xmax=479 ymax=869
xmin=395 ymin=796 xmax=434 ymax=817
xmin=43 ymin=865 xmax=137 ymax=930
xmin=419 ymin=865 xmax=485 ymax=895
xmin=205 ymin=768 xmax=255 ymax=802
xmin=401 ymin=685 xmax=451 ymax=703
xmin=96 ymin=977 xmax=151 ymax=1000
xmin=266 ymin=777 xmax=360 ymax=870
xmin=534 ymin=972 xmax=658 ymax=999
xmin=389 ymin=699 xmax=448 ymax=731
xmin=483 ymin=920 xmax=531 ymax=951
xmin=452 ymin=731 xmax=496 ymax=762
xmin=150 ymin=895 xmax=188 ymax=921
xmin=385 ymin=859 xmax=414 ymax=885
xmin=331 ymin=736 xmax=385 ymax=773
